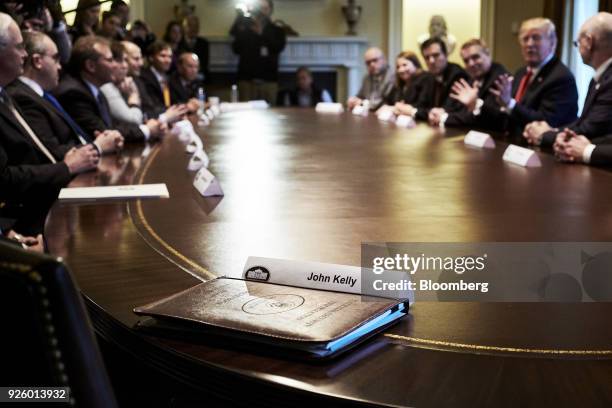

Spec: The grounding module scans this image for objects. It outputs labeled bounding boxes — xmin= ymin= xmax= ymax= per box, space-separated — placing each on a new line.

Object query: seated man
xmin=0 ymin=12 xmax=98 ymax=235
xmin=431 ymin=38 xmax=508 ymax=130
xmin=278 ymin=66 xmax=333 ymax=107
xmin=525 ymin=12 xmax=612 ymax=146
xmin=347 ymin=47 xmax=394 ymax=111
xmin=489 ymin=17 xmax=577 ymax=138
xmin=54 ymin=35 xmax=164 ymax=142
xmin=397 ymin=37 xmax=468 ymax=123
xmin=140 ymin=40 xmax=175 ymax=115
xmin=169 ymin=52 xmax=202 ymax=112
xmin=7 ymin=31 xmax=122 ymax=160
xmin=0 ymin=217 xmax=43 ymax=252
xmin=122 ymin=40 xmax=187 ymax=123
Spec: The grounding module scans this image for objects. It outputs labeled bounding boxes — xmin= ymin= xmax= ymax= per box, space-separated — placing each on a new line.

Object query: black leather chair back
xmin=0 ymin=240 xmax=118 ymax=408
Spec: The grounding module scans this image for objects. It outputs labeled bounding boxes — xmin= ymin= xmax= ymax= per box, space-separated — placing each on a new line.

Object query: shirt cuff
xmin=472 ymin=98 xmax=484 ymax=116
xmin=158 ymin=113 xmax=168 ymax=124
xmin=506 ymin=98 xmax=517 ymax=111
xmin=439 ymin=112 xmax=449 ymax=127
xmin=139 ymin=124 xmax=151 ymax=140
xmin=583 ymin=144 xmax=596 ymax=164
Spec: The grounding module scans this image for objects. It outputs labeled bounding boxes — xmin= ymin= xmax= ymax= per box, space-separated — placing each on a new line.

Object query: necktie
xmin=162 ymin=81 xmax=171 ymax=108
xmin=96 ymin=91 xmax=112 ymax=128
xmin=43 ymin=92 xmax=90 ymax=144
xmin=0 ymin=89 xmax=57 ymax=164
xmin=514 ymin=68 xmax=533 ymax=102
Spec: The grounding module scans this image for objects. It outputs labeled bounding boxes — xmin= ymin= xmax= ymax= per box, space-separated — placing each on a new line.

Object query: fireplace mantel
xmin=209 ymin=36 xmax=369 ymax=99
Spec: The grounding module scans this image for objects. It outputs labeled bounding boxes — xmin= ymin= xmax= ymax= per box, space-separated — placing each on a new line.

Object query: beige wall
xmin=493 ymin=0 xmax=545 ymax=73
xmin=143 ymin=0 xmax=388 ymax=54
xmin=401 ymin=0 xmax=481 ymax=66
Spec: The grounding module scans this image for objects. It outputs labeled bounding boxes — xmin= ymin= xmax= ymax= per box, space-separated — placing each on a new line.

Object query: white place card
xmin=464 ymin=130 xmax=495 ymax=149
xmin=376 ymin=107 xmax=396 ymax=122
xmin=210 ymin=105 xmax=221 ymax=116
xmin=240 ymin=256 xmax=413 ymax=303
xmin=352 ymin=104 xmax=369 ymax=116
xmin=186 ymin=136 xmax=203 ymax=153
xmin=193 ymin=168 xmax=224 ymax=197
xmin=59 ymin=183 xmax=169 ymax=201
xmin=205 ymin=109 xmax=215 ymax=120
xmin=395 ymin=114 xmax=415 ymax=128
xmin=503 ymin=144 xmax=542 ymax=167
xmin=315 ymin=102 xmax=344 ymax=113
xmin=188 ymin=148 xmax=210 ymax=171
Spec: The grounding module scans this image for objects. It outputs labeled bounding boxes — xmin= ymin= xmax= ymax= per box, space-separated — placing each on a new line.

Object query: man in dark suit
xmin=7 ymin=31 xmax=122 ymax=161
xmin=529 ymin=12 xmax=612 ymax=148
xmin=552 ymin=12 xmax=612 ymax=165
xmin=489 ymin=18 xmax=578 ymax=138
xmin=179 ymin=15 xmax=210 ymax=84
xmin=0 ymin=13 xmax=98 ymax=235
xmin=139 ymin=40 xmax=173 ymax=115
xmin=429 ymin=38 xmax=508 ymax=130
xmin=169 ymin=52 xmax=201 ymax=109
xmin=409 ymin=37 xmax=468 ymax=123
xmin=54 ymin=35 xmax=164 ymax=143
xmin=123 ymin=40 xmax=187 ymax=123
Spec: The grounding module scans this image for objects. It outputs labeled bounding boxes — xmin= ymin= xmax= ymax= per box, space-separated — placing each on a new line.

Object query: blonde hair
xmin=519 ymin=18 xmax=557 ymax=49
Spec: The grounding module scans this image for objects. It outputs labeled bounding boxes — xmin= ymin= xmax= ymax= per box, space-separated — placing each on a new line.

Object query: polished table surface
xmin=46 ymin=109 xmax=612 ymax=407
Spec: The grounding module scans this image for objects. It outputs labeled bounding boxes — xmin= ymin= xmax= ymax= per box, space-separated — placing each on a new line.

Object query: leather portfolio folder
xmin=134 ymin=277 xmax=408 ymax=359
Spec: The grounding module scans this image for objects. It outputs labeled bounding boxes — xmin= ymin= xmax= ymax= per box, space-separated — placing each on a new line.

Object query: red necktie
xmin=514 ymin=68 xmax=533 ymax=102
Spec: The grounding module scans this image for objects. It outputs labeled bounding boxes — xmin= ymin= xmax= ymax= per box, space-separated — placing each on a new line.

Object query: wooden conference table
xmin=46 ymin=109 xmax=612 ymax=407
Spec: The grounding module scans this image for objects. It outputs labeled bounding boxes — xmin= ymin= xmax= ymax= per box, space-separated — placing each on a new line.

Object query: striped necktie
xmin=0 ymin=89 xmax=57 ymax=163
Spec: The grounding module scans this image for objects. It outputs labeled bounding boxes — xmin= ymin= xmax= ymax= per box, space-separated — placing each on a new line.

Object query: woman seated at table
xmin=278 ymin=67 xmax=333 ymax=107
xmin=377 ymin=51 xmax=425 ymax=115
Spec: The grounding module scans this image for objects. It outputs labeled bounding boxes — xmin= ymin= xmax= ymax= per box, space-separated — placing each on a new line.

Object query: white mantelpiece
xmin=209 ymin=36 xmax=369 ymax=99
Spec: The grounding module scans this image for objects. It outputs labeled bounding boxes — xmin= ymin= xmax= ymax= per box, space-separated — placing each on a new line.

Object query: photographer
xmin=229 ymin=0 xmax=286 ymax=105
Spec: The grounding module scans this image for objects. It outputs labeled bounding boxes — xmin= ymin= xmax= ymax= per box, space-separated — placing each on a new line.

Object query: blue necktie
xmin=43 ymin=92 xmax=91 ymax=144
xmin=96 ymin=91 xmax=112 ymax=128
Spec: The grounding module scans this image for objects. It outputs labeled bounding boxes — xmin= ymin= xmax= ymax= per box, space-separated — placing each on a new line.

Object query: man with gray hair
xmin=550 ymin=12 xmax=612 ymax=165
xmin=489 ymin=17 xmax=578 ymax=137
xmin=0 ymin=12 xmax=98 ymax=236
xmin=347 ymin=47 xmax=395 ymax=111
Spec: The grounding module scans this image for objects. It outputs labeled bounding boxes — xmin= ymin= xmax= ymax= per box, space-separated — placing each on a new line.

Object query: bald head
xmin=364 ymin=47 xmax=386 ymax=75
xmin=122 ymin=40 xmax=143 ymax=76
xmin=577 ymin=12 xmax=612 ymax=68
xmin=177 ymin=52 xmax=199 ymax=82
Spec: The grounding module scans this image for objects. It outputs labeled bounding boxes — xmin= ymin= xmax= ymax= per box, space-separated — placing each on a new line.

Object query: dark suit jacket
xmin=541 ymin=64 xmax=612 ymax=146
xmin=0 ymin=98 xmax=72 ymax=235
xmin=134 ymin=76 xmax=163 ymax=120
xmin=414 ymin=62 xmax=469 ymax=121
xmin=588 ymin=134 xmax=612 ymax=166
xmin=6 ymin=79 xmax=84 ymax=160
xmin=445 ymin=62 xmax=509 ymax=130
xmin=139 ymin=67 xmax=166 ymax=117
xmin=497 ymin=57 xmax=578 ymax=136
xmin=382 ymin=72 xmax=426 ymax=106
xmin=168 ymin=72 xmax=201 ymax=105
xmin=178 ymin=36 xmax=210 ymax=83
xmin=53 ymin=75 xmax=144 ymax=142
xmin=0 ymin=217 xmax=15 ymax=235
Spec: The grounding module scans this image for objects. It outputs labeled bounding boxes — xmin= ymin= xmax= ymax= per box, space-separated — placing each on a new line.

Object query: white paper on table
xmin=315 ymin=102 xmax=344 ymax=113
xmin=59 ymin=183 xmax=169 ymax=201
xmin=193 ymin=168 xmax=224 ymax=197
xmin=395 ymin=115 xmax=415 ymax=128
